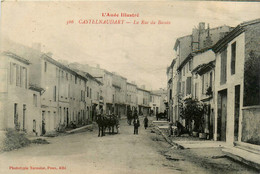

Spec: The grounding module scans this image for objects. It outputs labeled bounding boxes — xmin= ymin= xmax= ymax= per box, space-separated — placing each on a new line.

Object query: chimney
xmin=199 ymin=22 xmax=205 ymax=31
xmin=32 ymin=43 xmax=41 ymax=51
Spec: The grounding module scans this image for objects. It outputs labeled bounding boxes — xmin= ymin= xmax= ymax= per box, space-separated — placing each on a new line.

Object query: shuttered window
xmin=220 ymin=48 xmax=227 ymax=84
xmin=231 ymin=42 xmax=236 ymax=75
xmin=186 ymin=77 xmax=192 ymax=95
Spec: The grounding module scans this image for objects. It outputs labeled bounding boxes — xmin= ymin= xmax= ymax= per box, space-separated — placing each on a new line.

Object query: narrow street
xmin=0 ymin=117 xmax=258 ymax=174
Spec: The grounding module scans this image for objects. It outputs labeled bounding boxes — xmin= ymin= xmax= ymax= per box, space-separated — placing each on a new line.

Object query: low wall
xmin=242 ymin=106 xmax=260 ymax=145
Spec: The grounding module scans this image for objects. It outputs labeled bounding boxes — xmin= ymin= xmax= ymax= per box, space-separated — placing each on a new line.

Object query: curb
xmin=222 ymin=147 xmax=260 ymax=171
xmin=155 ymin=127 xmax=184 ymax=149
xmin=66 ymin=124 xmax=93 ymax=134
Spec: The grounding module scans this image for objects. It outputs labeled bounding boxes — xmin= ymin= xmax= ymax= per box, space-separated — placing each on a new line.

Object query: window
xmin=186 ymin=77 xmax=192 ymax=95
xmin=209 ymin=72 xmax=213 ymax=88
xmin=90 ymin=88 xmax=92 ymax=99
xmin=33 ymin=120 xmax=36 ymax=132
xmin=24 ymin=67 xmax=27 ymax=89
xmin=87 ymin=87 xmax=89 ymax=97
xmin=56 ymin=68 xmax=59 ymax=78
xmin=189 ymin=60 xmax=192 ymax=71
xmin=16 ymin=64 xmax=20 ymax=86
xmin=44 ymin=62 xmax=47 ymax=72
xmin=75 ymin=76 xmax=77 ymax=84
xmin=194 ymin=83 xmax=198 ymax=98
xmin=202 ymin=73 xmax=209 ymax=94
xmin=182 ymin=81 xmax=185 ymax=95
xmin=53 ymin=86 xmax=56 ymax=101
xmin=33 ymin=94 xmax=37 ymax=107
xmin=66 ymin=73 xmax=68 ymax=80
xmin=231 ymin=42 xmax=236 ymax=75
xmin=220 ymin=48 xmax=227 ymax=84
xmin=178 ymin=82 xmax=181 ymax=94
xmin=183 ymin=66 xmax=185 ymax=76
xmin=10 ymin=63 xmax=13 ymax=84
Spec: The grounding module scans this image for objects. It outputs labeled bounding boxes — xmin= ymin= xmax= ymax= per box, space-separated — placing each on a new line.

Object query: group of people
xmin=133 ymin=116 xmax=149 ymax=135
xmin=126 ymin=108 xmax=150 ymax=135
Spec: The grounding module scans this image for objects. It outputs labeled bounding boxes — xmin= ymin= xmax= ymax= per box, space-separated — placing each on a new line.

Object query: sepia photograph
xmin=0 ymin=1 xmax=260 ymax=173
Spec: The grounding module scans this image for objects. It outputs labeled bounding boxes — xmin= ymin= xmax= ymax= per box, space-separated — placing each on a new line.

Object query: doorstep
xmin=222 ymin=145 xmax=260 ymax=171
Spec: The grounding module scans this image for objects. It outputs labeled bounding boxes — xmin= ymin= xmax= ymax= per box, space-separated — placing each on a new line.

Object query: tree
xmin=179 ymin=98 xmax=207 ymax=133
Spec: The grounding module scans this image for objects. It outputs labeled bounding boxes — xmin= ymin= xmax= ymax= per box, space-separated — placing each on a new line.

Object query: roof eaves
xmin=2 ymin=51 xmax=31 ymax=65
xmin=212 ymin=19 xmax=260 ymax=53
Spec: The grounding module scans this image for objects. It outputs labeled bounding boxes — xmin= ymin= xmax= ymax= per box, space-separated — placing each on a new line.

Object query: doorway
xmin=217 ymin=89 xmax=227 ymax=141
xmin=234 ymin=85 xmax=240 ymax=141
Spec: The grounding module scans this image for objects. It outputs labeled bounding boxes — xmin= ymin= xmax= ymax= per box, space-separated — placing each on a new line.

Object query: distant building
xmin=126 ymin=82 xmax=138 ymax=112
xmin=137 ymin=87 xmax=150 ymax=116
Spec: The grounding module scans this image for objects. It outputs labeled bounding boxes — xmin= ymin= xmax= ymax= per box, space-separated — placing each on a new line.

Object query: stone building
xmin=212 ymin=18 xmax=260 ymax=145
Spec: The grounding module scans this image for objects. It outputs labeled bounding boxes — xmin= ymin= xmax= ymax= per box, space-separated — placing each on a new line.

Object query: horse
xmin=127 ymin=110 xmax=133 ymax=125
xmin=106 ymin=114 xmax=119 ymax=134
xmin=96 ymin=114 xmax=105 ymax=137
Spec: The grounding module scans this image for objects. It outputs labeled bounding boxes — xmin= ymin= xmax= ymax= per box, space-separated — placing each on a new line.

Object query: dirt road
xmin=0 ymin=117 xmax=258 ymax=174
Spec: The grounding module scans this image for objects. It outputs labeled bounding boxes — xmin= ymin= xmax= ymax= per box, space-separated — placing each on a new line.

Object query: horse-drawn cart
xmin=96 ymin=114 xmax=119 ymax=137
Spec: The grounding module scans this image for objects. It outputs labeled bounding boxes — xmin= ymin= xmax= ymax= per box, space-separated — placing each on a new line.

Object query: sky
xmin=1 ymin=1 xmax=260 ymax=90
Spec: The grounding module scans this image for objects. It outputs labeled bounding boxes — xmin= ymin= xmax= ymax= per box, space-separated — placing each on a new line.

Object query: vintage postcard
xmin=0 ymin=1 xmax=260 ymax=174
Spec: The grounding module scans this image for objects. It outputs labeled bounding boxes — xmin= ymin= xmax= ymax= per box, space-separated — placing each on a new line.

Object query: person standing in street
xmin=143 ymin=116 xmax=148 ymax=129
xmin=133 ymin=118 xmax=140 ymax=135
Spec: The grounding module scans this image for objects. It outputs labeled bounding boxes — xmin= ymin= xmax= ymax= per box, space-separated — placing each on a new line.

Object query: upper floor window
xmin=220 ymin=48 xmax=227 ymax=84
xmin=186 ymin=77 xmax=192 ymax=95
xmin=44 ymin=62 xmax=47 ymax=72
xmin=231 ymin=42 xmax=236 ymax=75
xmin=189 ymin=60 xmax=192 ymax=71
xmin=33 ymin=94 xmax=37 ymax=107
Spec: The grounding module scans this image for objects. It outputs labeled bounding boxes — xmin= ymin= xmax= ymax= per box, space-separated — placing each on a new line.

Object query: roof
xmin=70 ymin=68 xmax=103 ymax=85
xmin=42 ymin=54 xmax=88 ymax=81
xmin=213 ymin=18 xmax=260 ymax=53
xmin=112 ymin=84 xmax=121 ymax=89
xmin=2 ymin=51 xmax=31 ymax=65
xmin=166 ymin=59 xmax=176 ymax=74
xmin=137 ymin=87 xmax=150 ymax=93
xmin=150 ymin=93 xmax=161 ymax=97
xmin=192 ymin=60 xmax=215 ymax=75
xmin=127 ymin=82 xmax=137 ymax=86
xmin=177 ymin=47 xmax=212 ymax=72
xmin=29 ymin=83 xmax=45 ymax=93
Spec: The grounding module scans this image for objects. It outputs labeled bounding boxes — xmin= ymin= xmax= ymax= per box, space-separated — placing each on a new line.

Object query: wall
xmin=241 ymin=106 xmax=260 ymax=145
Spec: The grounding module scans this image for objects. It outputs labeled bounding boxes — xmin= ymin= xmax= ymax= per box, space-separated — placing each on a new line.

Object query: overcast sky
xmin=1 ymin=1 xmax=260 ymax=90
